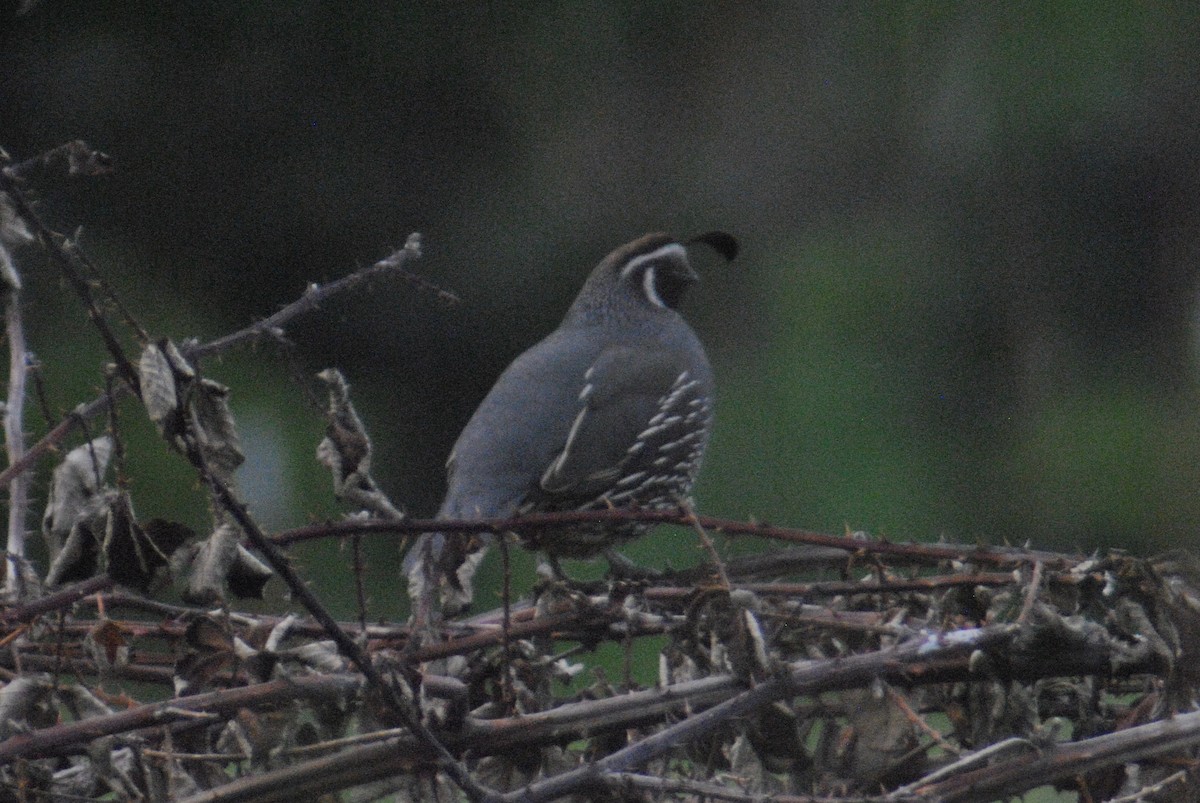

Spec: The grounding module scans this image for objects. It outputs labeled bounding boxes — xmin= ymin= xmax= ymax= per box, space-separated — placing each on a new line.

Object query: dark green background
xmin=4 ymin=3 xmax=1200 ymax=619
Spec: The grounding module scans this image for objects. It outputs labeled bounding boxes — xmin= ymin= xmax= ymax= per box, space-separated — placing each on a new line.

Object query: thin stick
xmin=0 ymin=574 xmax=113 ymax=624
xmin=185 ymin=234 xmax=446 ymax=361
xmin=1017 ymin=560 xmax=1044 ymax=624
xmin=679 ymin=499 xmax=730 ymax=590
xmin=499 ymin=535 xmax=514 ymax=710
xmin=2 ymin=283 xmax=28 ymax=589
xmin=199 ymin=464 xmax=493 ymax=802
xmin=351 ymin=534 xmax=369 ymax=634
xmin=273 ymin=509 xmax=1083 ymax=571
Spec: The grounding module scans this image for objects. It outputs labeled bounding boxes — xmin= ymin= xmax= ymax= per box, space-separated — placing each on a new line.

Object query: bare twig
xmin=1104 ymin=769 xmax=1191 ymax=803
xmin=0 ymin=674 xmax=362 ymax=763
xmin=2 ymin=265 xmax=28 ymax=590
xmin=351 ymin=533 xmax=369 ymax=634
xmin=608 ymin=772 xmax=894 ymax=803
xmin=0 ymin=394 xmax=116 ymax=490
xmin=903 ymin=710 xmax=1200 ymax=802
xmin=185 ymin=234 xmax=443 ymax=361
xmin=273 ymin=509 xmax=1084 ymax=570
xmin=1016 ymin=560 xmax=1043 ymax=624
xmin=497 ymin=626 xmax=1016 ymax=802
xmin=680 ymin=499 xmax=731 ymax=590
xmin=644 ymin=572 xmax=1018 ymax=600
xmin=0 ymin=170 xmax=142 ymax=394
xmin=0 ymin=574 xmax=113 ymax=623
xmin=197 ymin=463 xmax=493 ymax=802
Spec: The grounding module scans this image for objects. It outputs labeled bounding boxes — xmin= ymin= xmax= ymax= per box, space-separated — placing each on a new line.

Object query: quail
xmin=406 ymin=231 xmax=737 ymax=613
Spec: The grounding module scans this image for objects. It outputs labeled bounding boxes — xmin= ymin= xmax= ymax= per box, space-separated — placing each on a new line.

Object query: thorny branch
xmin=199 ymin=464 xmax=493 ymax=802
xmin=2 ymin=141 xmax=1199 ymax=802
xmin=1 ymin=206 xmax=30 ymax=590
xmin=274 ymin=507 xmax=1081 ymax=571
xmin=0 ymin=143 xmax=450 ymax=496
xmin=185 ymin=233 xmax=449 ymax=361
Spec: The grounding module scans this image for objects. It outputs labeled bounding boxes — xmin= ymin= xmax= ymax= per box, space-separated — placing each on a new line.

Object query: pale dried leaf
xmin=726 ymin=733 xmax=767 ymax=792
xmin=0 ymin=191 xmax=31 ymax=289
xmin=183 ymin=523 xmax=241 ymax=605
xmin=62 ymin=683 xmax=116 ymax=720
xmin=0 ymin=192 xmax=34 ymax=247
xmin=228 ymin=544 xmax=273 ymax=599
xmin=44 ymin=489 xmax=118 ymax=587
xmin=843 ymin=689 xmax=919 ymax=783
xmin=263 ymin=613 xmax=297 ymax=652
xmin=49 ymin=758 xmax=99 ymax=800
xmin=139 ymin=342 xmax=181 ymax=438
xmin=42 ymin=435 xmax=113 ymax=557
xmin=279 ymin=640 xmax=348 ymax=674
xmin=0 ymin=674 xmax=53 ymax=739
xmin=316 ymin=368 xmax=373 ymax=484
xmin=0 ymin=555 xmax=42 ymax=605
xmin=0 ymin=241 xmax=21 ymax=291
xmin=190 ymin=376 xmax=244 ymax=481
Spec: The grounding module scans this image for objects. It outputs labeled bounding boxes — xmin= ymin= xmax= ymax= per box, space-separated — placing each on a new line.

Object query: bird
xmin=406 ymin=231 xmax=737 ymax=615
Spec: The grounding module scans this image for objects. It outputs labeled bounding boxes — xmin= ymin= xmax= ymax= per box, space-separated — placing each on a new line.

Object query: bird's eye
xmin=620 ymin=243 xmax=691 ymax=310
xmin=649 ymin=263 xmax=693 ymax=308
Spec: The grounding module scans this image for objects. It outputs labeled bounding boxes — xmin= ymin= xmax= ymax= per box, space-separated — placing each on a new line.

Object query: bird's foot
xmin=604 ymin=549 xmax=661 ymax=581
xmin=535 ymin=554 xmax=569 ymax=582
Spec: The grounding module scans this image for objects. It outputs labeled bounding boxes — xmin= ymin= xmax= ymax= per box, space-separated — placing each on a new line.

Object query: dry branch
xmin=1 ymin=141 xmax=1198 ymax=803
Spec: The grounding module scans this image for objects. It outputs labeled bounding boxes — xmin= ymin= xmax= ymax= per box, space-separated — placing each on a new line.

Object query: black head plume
xmin=689 ymin=231 xmax=739 ymax=262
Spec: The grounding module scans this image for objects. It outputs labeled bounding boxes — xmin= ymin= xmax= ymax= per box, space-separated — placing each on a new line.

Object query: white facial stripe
xmin=643 ymin=268 xmax=664 ymax=308
xmin=620 ymin=243 xmax=687 ymax=308
xmin=619 ymin=243 xmax=687 ymax=281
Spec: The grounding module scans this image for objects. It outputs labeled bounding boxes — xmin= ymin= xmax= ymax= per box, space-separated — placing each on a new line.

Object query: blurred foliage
xmin=4 ymin=2 xmax=1200 ymax=621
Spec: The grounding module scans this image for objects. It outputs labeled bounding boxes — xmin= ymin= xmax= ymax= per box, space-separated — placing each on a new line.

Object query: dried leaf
xmin=0 ymin=242 xmax=20 ymax=292
xmin=175 ymin=615 xmax=237 ymax=694
xmin=62 ymin=683 xmax=117 ymax=720
xmin=139 ymin=341 xmax=184 ymax=440
xmin=42 ymin=435 xmax=113 ymax=559
xmin=142 ymin=518 xmax=197 ymax=560
xmin=141 ymin=340 xmax=243 ymax=483
xmin=45 ymin=513 xmax=105 ymax=587
xmin=104 ymin=493 xmax=149 ymax=590
xmin=315 ymin=367 xmax=405 ymax=519
xmin=316 ymin=367 xmax=373 ymax=487
xmin=0 ymin=675 xmax=55 ymax=739
xmin=228 ymin=544 xmax=273 ymax=600
xmin=841 ymin=689 xmax=921 ymax=784
xmin=185 ymin=614 xmax=235 ymax=653
xmin=726 ymin=733 xmax=767 ymax=792
xmin=224 ymin=707 xmax=294 ymax=762
xmin=0 ymin=192 xmax=34 ymax=247
xmin=84 ymin=619 xmax=132 ymax=669
xmin=182 ymin=524 xmax=241 ymax=605
xmin=476 ymin=751 xmax=541 ymax=793
xmin=189 ymin=376 xmax=244 ymax=482
xmin=278 ymin=640 xmax=347 ymax=674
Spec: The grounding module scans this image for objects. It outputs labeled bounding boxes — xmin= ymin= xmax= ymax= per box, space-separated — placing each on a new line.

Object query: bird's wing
xmin=538 ymin=344 xmax=708 ymax=499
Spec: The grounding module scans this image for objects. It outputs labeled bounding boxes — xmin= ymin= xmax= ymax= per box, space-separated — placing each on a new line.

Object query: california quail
xmin=406 ymin=231 xmax=736 ymax=613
